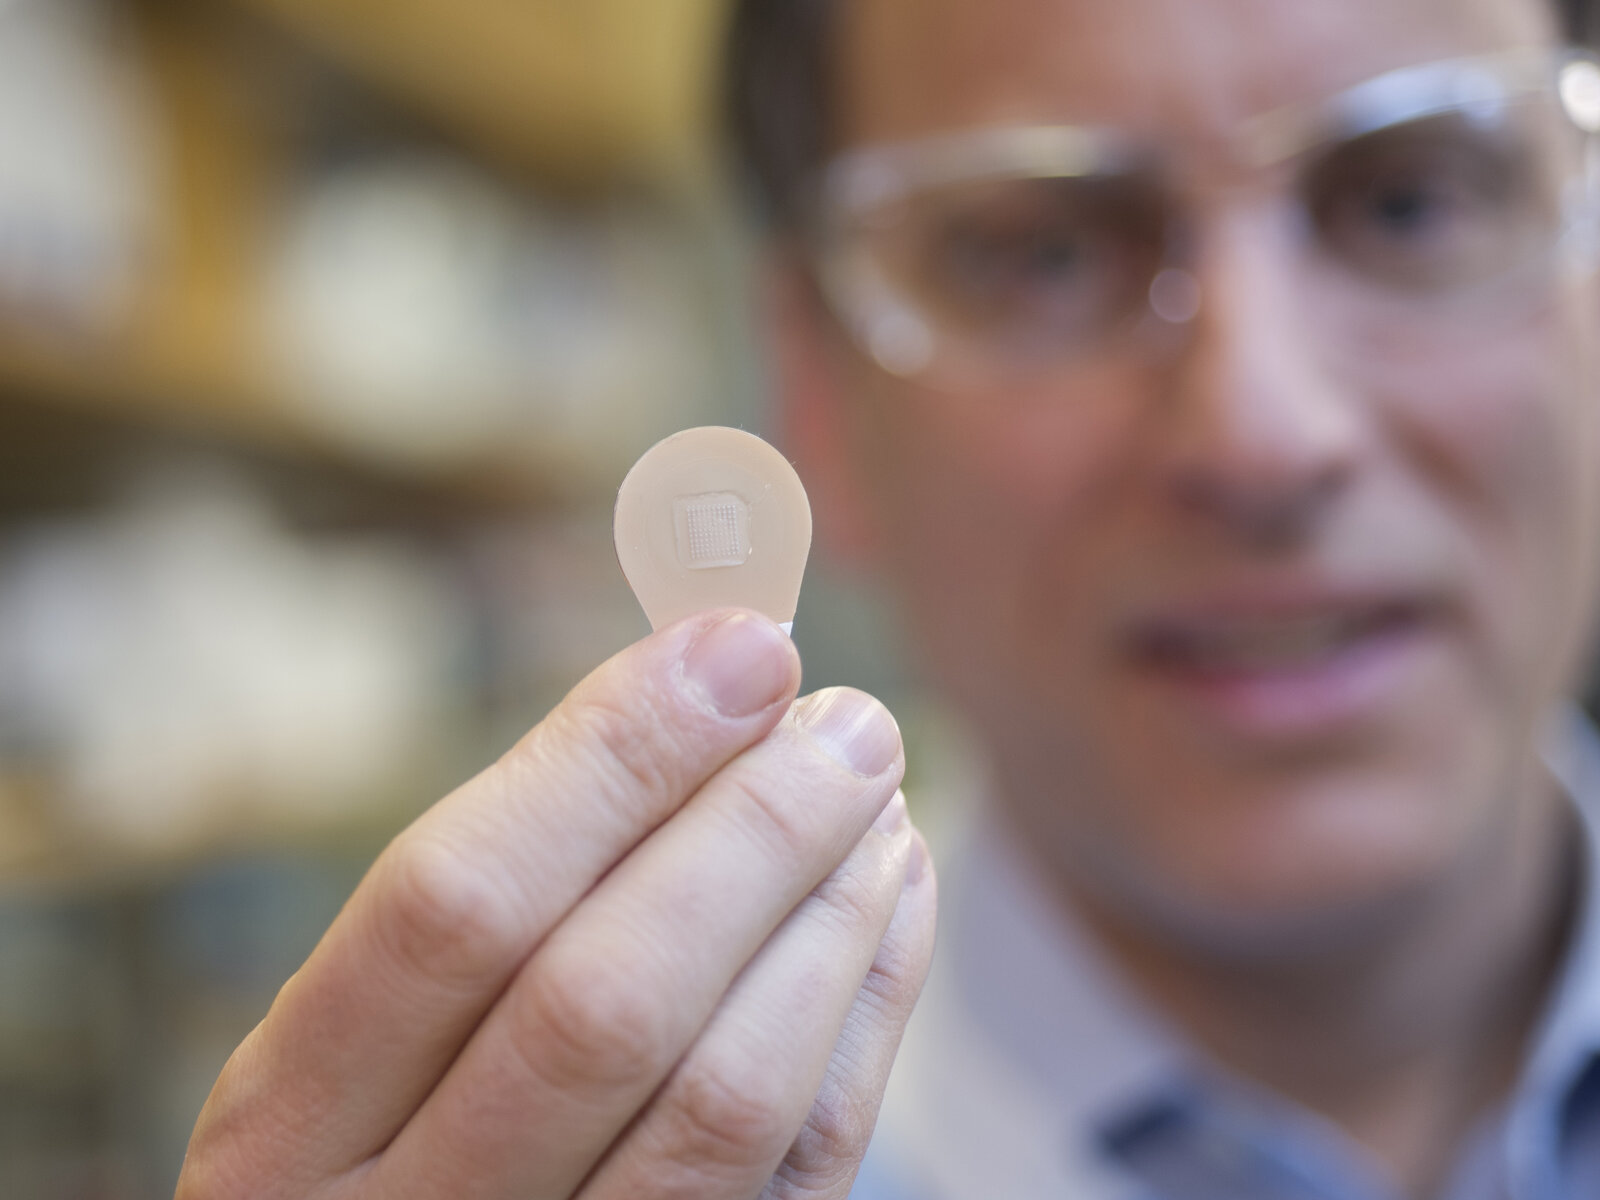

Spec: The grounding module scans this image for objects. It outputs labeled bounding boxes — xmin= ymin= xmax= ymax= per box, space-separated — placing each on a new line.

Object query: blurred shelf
xmin=0 ymin=681 xmax=488 ymax=897
xmin=0 ymin=0 xmax=740 ymax=497
xmin=0 ymin=0 xmax=734 ymax=897
xmin=0 ymin=332 xmax=297 ymax=464
xmin=0 ymin=0 xmax=661 ymax=512
xmin=0 ymin=382 xmax=568 ymax=530
xmin=0 ymin=769 xmax=416 ymax=897
xmin=216 ymin=0 xmax=732 ymax=188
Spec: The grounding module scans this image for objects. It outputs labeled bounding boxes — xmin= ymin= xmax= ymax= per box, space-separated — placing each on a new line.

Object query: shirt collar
xmin=1525 ymin=705 xmax=1600 ymax=1075
xmin=869 ymin=798 xmax=1188 ymax=1199
xmin=1499 ymin=705 xmax=1600 ymax=1197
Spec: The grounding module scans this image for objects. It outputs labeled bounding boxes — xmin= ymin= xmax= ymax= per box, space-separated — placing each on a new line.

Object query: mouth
xmin=1133 ymin=603 xmax=1425 ymax=675
xmin=1125 ymin=594 xmax=1439 ymax=740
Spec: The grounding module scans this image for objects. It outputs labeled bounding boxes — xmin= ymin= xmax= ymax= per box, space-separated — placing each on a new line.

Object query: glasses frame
xmin=809 ymin=48 xmax=1600 ymax=382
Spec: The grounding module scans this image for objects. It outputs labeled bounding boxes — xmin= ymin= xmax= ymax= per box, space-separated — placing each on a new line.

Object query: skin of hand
xmin=175 ymin=607 xmax=937 ymax=1200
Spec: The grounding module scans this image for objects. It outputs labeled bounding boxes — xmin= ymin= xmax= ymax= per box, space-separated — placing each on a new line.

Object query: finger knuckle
xmin=779 ymin=1082 xmax=877 ymax=1189
xmin=860 ymin=939 xmax=926 ymax=1011
xmin=859 ymin=897 xmax=939 ymax=1013
xmin=517 ymin=951 xmax=674 ymax=1090
xmin=542 ymin=691 xmax=689 ymax=816
xmin=175 ymin=1144 xmax=312 ymax=1200
xmin=810 ymin=856 xmax=898 ymax=941
xmin=722 ymin=768 xmax=816 ymax=866
xmin=665 ymin=1052 xmax=795 ymax=1172
xmin=174 ymin=1150 xmax=249 ymax=1200
xmin=176 ymin=1062 xmax=316 ymax=1200
xmin=175 ymin=1121 xmax=245 ymax=1200
xmin=378 ymin=833 xmax=525 ymax=992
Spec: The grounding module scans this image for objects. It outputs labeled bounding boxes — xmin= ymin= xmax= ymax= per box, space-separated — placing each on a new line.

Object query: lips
xmin=1133 ymin=602 xmax=1424 ymax=676
xmin=1123 ymin=589 xmax=1440 ymax=739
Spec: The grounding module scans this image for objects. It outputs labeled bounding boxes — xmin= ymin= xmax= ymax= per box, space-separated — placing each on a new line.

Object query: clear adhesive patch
xmin=615 ymin=427 xmax=812 ymax=632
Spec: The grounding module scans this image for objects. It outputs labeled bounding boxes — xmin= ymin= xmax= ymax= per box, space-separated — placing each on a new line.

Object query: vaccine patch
xmin=614 ymin=427 xmax=812 ymax=633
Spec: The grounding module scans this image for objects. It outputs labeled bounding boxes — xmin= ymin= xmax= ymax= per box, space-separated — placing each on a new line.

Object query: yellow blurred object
xmin=224 ymin=0 xmax=731 ymax=185
xmin=0 ymin=0 xmax=298 ymax=456
xmin=0 ymin=0 xmax=733 ymax=503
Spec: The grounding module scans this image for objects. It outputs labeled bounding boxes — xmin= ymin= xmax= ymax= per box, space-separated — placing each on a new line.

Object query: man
xmin=179 ymin=0 xmax=1600 ymax=1197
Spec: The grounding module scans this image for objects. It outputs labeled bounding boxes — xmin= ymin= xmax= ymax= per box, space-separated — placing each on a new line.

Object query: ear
xmin=763 ymin=249 xmax=886 ymax=567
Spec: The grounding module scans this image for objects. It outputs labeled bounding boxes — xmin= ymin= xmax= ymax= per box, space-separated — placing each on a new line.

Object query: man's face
xmin=785 ymin=0 xmax=1600 ymax=947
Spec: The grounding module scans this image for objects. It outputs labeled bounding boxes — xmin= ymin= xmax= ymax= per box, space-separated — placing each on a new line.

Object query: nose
xmin=1152 ymin=208 xmax=1363 ymax=546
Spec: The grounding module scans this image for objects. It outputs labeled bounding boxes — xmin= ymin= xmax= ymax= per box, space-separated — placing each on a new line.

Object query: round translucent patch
xmin=615 ymin=427 xmax=813 ymax=632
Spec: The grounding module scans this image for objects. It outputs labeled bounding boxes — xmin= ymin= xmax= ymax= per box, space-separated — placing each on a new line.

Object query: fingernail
xmin=872 ymin=789 xmax=909 ymax=836
xmin=682 ymin=613 xmax=795 ymax=717
xmin=796 ymin=688 xmax=901 ymax=777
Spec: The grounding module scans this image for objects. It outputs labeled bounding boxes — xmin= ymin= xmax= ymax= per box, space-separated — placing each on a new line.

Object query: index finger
xmin=183 ymin=609 xmax=801 ymax=1194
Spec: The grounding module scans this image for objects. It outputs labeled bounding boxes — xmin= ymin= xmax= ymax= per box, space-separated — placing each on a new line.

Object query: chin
xmin=1108 ymin=805 xmax=1461 ymax=962
xmin=1011 ymin=732 xmax=1515 ymax=963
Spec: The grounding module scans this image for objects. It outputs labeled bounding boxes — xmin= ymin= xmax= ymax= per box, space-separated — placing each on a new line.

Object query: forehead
xmin=838 ymin=0 xmax=1559 ymax=146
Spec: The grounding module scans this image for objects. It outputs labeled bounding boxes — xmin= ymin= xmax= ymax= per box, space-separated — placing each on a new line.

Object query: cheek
xmin=850 ymin=365 xmax=1151 ymax=689
xmin=955 ymin=367 xmax=1155 ymax=510
xmin=1361 ymin=303 xmax=1599 ymax=703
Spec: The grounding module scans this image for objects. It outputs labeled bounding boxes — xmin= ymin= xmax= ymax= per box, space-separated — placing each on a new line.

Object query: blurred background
xmin=0 ymin=1 xmax=976 ymax=1194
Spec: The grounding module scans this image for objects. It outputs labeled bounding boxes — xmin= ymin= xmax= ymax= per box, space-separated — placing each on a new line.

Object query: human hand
xmin=176 ymin=609 xmax=936 ymax=1199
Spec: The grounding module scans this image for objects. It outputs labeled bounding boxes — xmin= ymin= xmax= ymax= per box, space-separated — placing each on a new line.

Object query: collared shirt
xmin=851 ymin=707 xmax=1600 ymax=1200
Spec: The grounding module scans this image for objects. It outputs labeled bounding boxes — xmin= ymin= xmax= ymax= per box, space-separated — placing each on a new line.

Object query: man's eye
xmin=1339 ymin=157 xmax=1503 ymax=246
xmin=914 ymin=213 xmax=1150 ymax=340
xmin=1306 ymin=124 xmax=1535 ymax=290
xmin=1363 ymin=175 xmax=1464 ymax=236
xmin=1019 ymin=232 xmax=1086 ymax=276
xmin=940 ymin=223 xmax=1090 ymax=289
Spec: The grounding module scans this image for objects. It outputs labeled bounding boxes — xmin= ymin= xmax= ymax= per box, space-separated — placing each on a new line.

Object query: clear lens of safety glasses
xmin=1299 ymin=97 xmax=1584 ymax=297
xmin=815 ymin=52 xmax=1600 ymax=387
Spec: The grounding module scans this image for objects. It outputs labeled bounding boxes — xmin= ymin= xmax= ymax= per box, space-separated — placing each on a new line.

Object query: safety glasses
xmin=812 ymin=51 xmax=1600 ymax=387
